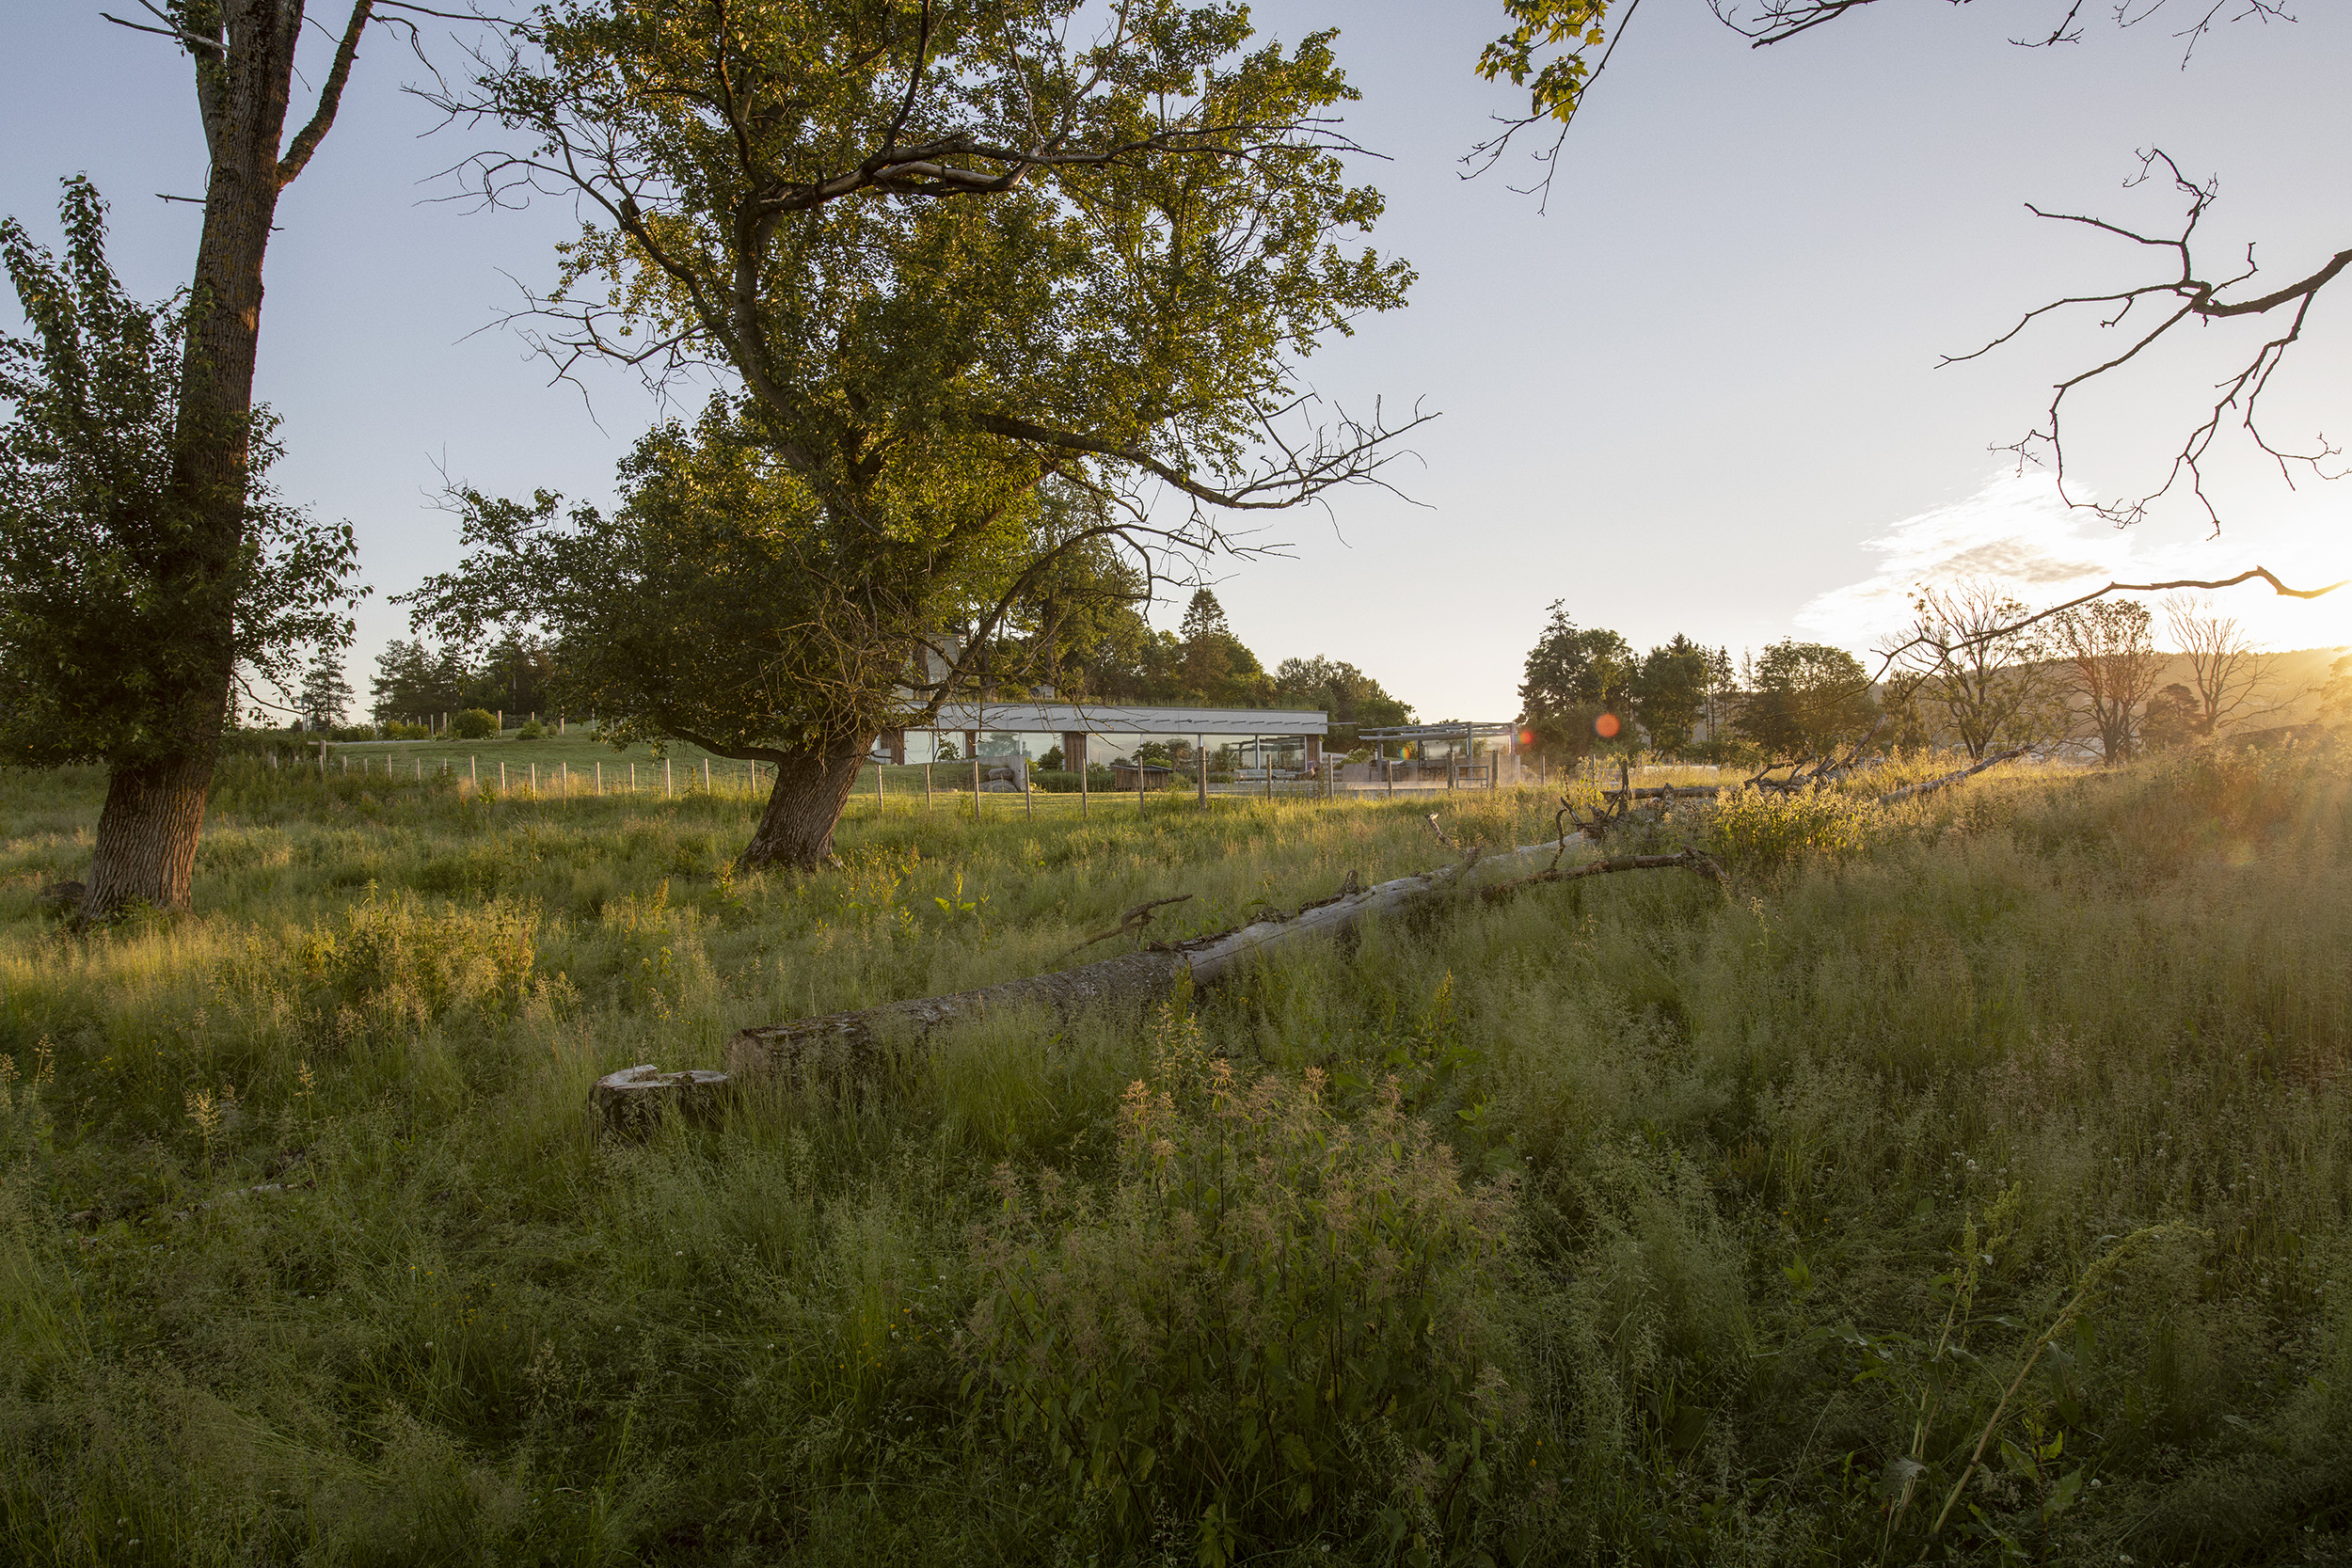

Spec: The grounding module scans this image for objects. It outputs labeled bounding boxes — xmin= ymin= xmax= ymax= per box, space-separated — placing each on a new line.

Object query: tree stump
xmin=589 ymin=1065 xmax=731 ymax=1136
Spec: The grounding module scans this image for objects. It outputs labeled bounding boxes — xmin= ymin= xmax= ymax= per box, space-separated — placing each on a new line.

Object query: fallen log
xmin=1871 ymin=746 xmax=2030 ymax=808
xmin=730 ymin=844 xmax=1567 ymax=1079
xmin=1480 ymin=847 xmax=1727 ymax=901
xmin=729 ymin=746 xmax=2036 ymax=1082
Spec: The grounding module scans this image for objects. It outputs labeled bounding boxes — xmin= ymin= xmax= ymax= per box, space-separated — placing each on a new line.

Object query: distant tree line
xmin=1036 ymin=588 xmax=1412 ymax=745
xmin=1519 ymin=587 xmax=2296 ymax=769
xmin=347 ymin=588 xmax=1410 ymax=746
xmin=364 ymin=632 xmax=560 ymax=731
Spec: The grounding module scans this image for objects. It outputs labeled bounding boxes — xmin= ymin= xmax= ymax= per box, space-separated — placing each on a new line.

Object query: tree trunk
xmin=738 ymin=734 xmax=874 ymax=871
xmin=85 ymin=752 xmax=220 ymax=914
xmin=85 ymin=1 xmax=311 ymax=918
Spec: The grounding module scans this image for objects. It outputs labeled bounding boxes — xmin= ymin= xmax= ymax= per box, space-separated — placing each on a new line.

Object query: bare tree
xmin=2162 ymin=592 xmax=2277 ymax=738
xmin=1897 ymin=580 xmax=2064 ymax=760
xmin=2050 ymin=599 xmax=2166 ymax=765
xmin=1477 ymin=1 xmax=2347 ymax=538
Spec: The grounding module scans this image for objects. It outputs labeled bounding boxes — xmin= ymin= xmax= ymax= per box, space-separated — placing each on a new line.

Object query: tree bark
xmin=81 ymin=2 xmax=371 ymax=919
xmin=85 ymin=752 xmax=220 ymax=914
xmin=737 ymin=733 xmax=875 ymax=871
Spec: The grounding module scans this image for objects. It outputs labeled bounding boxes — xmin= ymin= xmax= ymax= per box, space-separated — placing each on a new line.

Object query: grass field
xmin=1 ymin=745 xmax=2347 ymax=1564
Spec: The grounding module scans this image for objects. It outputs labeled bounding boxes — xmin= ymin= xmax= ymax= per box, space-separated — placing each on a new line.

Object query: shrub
xmin=513 ymin=720 xmax=546 ymax=741
xmin=452 ymin=708 xmax=498 ymax=740
xmin=375 ymin=721 xmax=433 ymax=740
xmin=964 ymin=1007 xmax=1522 ymax=1563
xmin=1703 ymin=783 xmax=1884 ymax=872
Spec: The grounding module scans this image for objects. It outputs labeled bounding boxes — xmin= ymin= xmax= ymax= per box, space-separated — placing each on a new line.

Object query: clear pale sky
xmin=5 ymin=1 xmax=2347 ymax=722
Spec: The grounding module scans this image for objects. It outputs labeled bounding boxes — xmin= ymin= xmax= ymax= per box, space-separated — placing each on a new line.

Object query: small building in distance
xmin=1109 ymin=760 xmax=1175 ymax=791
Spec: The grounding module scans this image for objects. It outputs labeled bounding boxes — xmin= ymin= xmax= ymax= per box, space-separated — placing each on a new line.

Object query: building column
xmin=1197 ymin=733 xmax=1207 ymax=808
xmin=1304 ymin=735 xmax=1323 ymax=800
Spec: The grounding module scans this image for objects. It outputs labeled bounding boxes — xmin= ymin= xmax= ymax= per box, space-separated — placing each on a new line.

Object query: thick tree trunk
xmin=85 ymin=1 xmax=312 ymax=918
xmin=85 ymin=752 xmax=220 ymax=914
xmin=737 ymin=734 xmax=874 ymax=871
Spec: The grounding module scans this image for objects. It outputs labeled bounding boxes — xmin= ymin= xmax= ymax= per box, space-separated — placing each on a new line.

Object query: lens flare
xmin=1593 ymin=712 xmax=1620 ymax=739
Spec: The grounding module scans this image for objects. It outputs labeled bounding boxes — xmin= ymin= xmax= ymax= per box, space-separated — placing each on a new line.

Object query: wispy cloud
xmin=1797 ymin=470 xmax=2352 ymax=653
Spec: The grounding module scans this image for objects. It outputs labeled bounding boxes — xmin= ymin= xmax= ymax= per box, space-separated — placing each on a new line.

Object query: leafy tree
xmin=1271 ymin=654 xmax=1412 ymax=745
xmin=296 ymin=648 xmax=353 ymax=732
xmin=452 ymin=707 xmax=499 ymax=740
xmin=1 ymin=180 xmax=360 ymax=911
xmin=0 ymin=3 xmax=387 ymax=916
xmin=2050 ymin=599 xmax=2164 ymax=765
xmin=1630 ymin=634 xmax=1708 ymax=756
xmin=1735 ymin=641 xmax=1878 ymax=759
xmin=1517 ymin=600 xmax=1631 ymax=762
xmin=1172 ymin=589 xmax=1273 ymax=707
xmin=427 ymin=0 xmax=1416 ymax=869
xmin=2141 ymin=683 xmax=2203 ymax=752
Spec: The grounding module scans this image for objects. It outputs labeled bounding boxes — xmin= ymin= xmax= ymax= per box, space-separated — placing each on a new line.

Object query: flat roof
xmin=922 ymin=702 xmax=1328 ymax=736
xmin=1355 ymin=721 xmax=1518 ymax=739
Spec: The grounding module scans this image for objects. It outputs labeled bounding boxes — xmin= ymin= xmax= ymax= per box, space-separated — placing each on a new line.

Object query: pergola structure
xmin=880 ymin=702 xmax=1331 ymax=805
xmin=1354 ymin=721 xmax=1522 ymax=788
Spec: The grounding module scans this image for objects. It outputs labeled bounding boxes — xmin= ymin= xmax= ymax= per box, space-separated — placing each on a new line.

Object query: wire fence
xmin=252 ymin=747 xmax=1591 ymax=820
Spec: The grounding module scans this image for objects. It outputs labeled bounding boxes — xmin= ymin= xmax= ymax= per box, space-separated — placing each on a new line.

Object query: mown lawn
xmin=0 ymin=747 xmax=2345 ymax=1565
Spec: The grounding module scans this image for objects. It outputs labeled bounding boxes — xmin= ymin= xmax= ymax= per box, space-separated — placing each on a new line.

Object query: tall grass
xmin=0 ymin=748 xmax=2345 ymax=1563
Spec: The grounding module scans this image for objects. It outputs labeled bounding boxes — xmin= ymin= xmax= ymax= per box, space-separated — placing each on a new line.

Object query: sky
xmin=4 ymin=0 xmax=2348 ymax=723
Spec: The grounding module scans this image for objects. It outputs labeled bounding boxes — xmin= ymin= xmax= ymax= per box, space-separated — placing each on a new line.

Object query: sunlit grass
xmin=0 ymin=746 xmax=2345 ymax=1563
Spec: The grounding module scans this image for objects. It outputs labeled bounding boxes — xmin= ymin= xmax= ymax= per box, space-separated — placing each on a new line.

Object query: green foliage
xmin=1273 ymin=653 xmax=1414 ymax=740
xmin=1703 ymin=782 xmax=1887 ymax=871
xmin=1518 ymin=601 xmax=1633 ymax=760
xmin=965 ymin=1006 xmax=1519 ymax=1559
xmin=512 ymin=720 xmax=545 ymax=741
xmin=0 ymin=177 xmax=360 ymax=767
xmin=2 ymin=745 xmax=2348 ymax=1562
xmin=1630 ymin=634 xmax=1711 ymax=756
xmin=451 ymin=707 xmax=498 ymax=741
xmin=1477 ymin=0 xmax=1614 ymax=127
xmin=1736 ymin=640 xmax=1879 ymax=759
xmin=422 ymin=0 xmax=1415 ymax=846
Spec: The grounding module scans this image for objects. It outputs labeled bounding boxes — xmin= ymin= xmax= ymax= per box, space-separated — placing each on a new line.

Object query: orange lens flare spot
xmin=1593 ymin=713 xmax=1621 ymax=739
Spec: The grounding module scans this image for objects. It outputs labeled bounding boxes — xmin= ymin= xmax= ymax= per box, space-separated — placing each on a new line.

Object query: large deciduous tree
xmin=0 ymin=1 xmax=384 ymax=917
xmin=1 ymin=178 xmax=360 ymax=912
xmin=1516 ymin=600 xmax=1631 ymax=763
xmin=1629 ymin=634 xmax=1709 ymax=757
xmin=1735 ymin=640 xmax=1878 ymax=761
xmin=421 ymin=0 xmax=1414 ymax=870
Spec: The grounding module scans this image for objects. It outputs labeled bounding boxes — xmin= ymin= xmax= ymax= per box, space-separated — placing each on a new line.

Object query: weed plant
xmin=0 ymin=747 xmax=2345 ymax=1564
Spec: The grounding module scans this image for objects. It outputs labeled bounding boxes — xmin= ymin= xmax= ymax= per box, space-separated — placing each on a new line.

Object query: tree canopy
xmin=427 ymin=0 xmax=1419 ymax=869
xmin=0 ymin=180 xmax=359 ymax=771
xmin=1734 ymin=640 xmax=1879 ymax=760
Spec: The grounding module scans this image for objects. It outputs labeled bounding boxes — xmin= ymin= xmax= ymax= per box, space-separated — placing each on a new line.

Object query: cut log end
xmin=590 ymin=1064 xmax=732 ymax=1136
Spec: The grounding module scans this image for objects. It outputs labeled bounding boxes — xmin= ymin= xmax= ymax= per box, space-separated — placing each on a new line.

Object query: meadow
xmin=0 ymin=744 xmax=2346 ymax=1565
